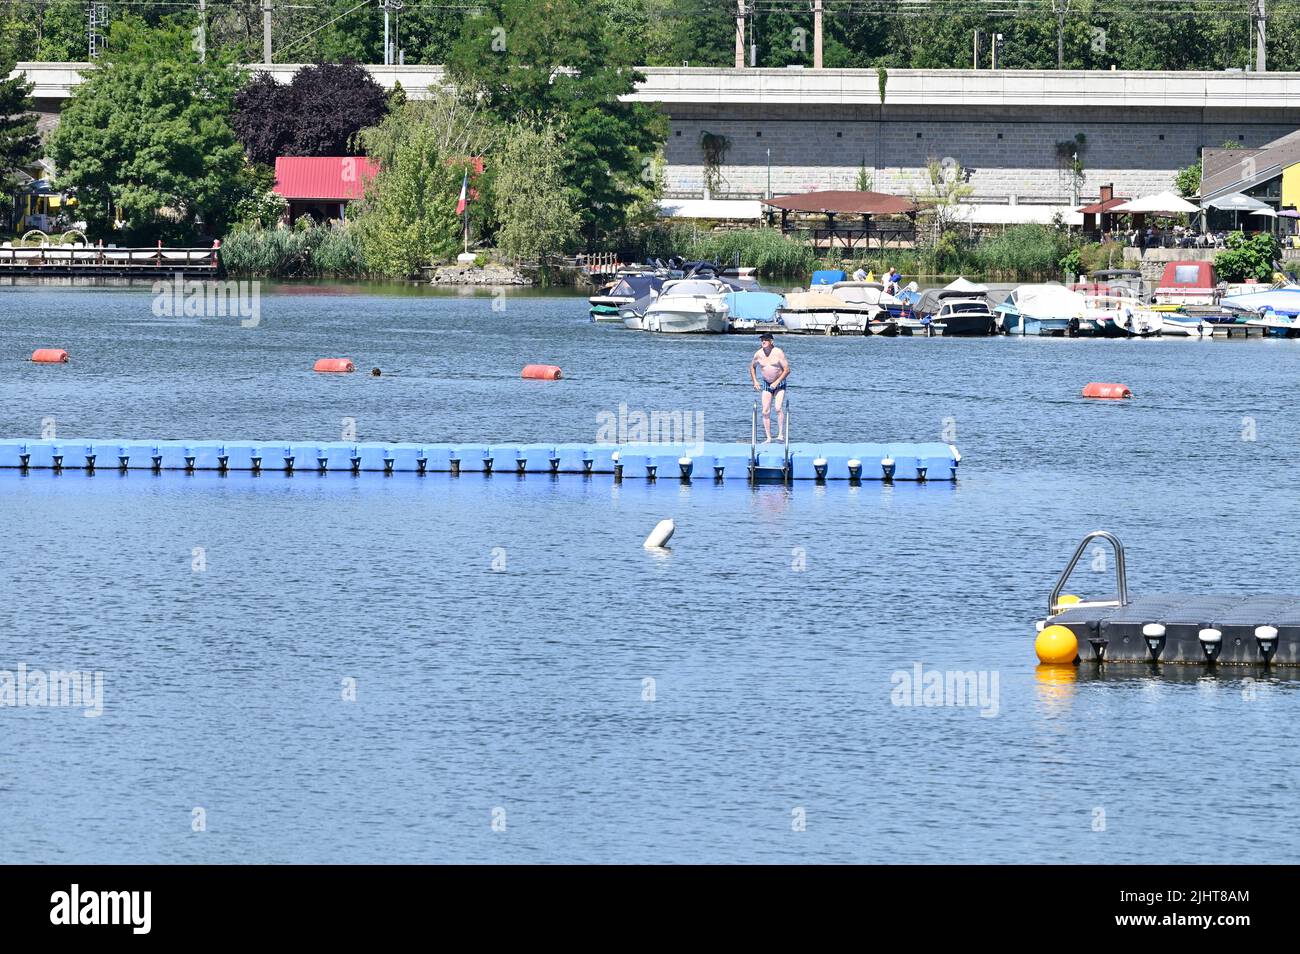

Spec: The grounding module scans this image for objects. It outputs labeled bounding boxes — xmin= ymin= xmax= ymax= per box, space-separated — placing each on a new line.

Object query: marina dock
xmin=0 ymin=438 xmax=960 ymax=483
xmin=0 ymin=245 xmax=220 ymax=276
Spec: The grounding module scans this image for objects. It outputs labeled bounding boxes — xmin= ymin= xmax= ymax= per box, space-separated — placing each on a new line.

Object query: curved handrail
xmin=1048 ymin=530 xmax=1128 ymax=616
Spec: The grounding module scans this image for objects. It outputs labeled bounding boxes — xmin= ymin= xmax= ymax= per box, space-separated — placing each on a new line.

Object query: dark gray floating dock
xmin=1051 ymin=595 xmax=1298 ymax=666
xmin=1045 ymin=531 xmax=1298 ymax=666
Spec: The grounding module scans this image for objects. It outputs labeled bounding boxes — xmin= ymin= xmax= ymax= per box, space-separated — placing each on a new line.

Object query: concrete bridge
xmin=16 ymin=61 xmax=1300 ymax=212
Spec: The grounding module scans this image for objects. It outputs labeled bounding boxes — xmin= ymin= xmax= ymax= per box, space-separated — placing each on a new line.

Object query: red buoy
xmin=313 ymin=358 xmax=355 ymax=373
xmin=522 ymin=364 xmax=563 ymax=380
xmin=1083 ymin=382 xmax=1132 ymax=400
xmin=32 ymin=348 xmax=69 ymax=364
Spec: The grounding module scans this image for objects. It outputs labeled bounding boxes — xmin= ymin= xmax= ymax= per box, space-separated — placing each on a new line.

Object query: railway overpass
xmin=15 ymin=61 xmax=1300 ymax=211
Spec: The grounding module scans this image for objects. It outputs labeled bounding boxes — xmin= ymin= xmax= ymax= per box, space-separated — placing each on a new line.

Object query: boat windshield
xmin=664 ymin=280 xmax=720 ymax=297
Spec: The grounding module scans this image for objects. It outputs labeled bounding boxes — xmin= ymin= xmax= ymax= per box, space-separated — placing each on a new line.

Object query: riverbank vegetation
xmin=1 ymin=2 xmax=1290 ymax=72
xmin=36 ymin=11 xmax=662 ymax=281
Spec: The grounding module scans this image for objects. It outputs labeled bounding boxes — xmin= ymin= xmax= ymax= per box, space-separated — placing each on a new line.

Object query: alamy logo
xmin=595 ymin=402 xmax=704 ymax=449
xmin=890 ymin=663 xmax=999 ymax=718
xmin=0 ymin=664 xmax=103 ymax=717
xmin=151 ymin=272 xmax=260 ymax=327
xmin=50 ymin=885 xmax=151 ymax=934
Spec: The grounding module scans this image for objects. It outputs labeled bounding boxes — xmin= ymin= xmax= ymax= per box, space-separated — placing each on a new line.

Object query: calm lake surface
xmin=1 ymin=281 xmax=1297 ymax=864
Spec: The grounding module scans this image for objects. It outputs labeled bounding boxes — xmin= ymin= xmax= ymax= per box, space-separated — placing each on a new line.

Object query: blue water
xmin=1 ymin=282 xmax=1297 ymax=864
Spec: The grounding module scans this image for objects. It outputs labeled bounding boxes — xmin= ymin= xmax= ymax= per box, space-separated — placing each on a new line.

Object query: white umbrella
xmin=1204 ymin=193 xmax=1269 ymax=212
xmin=1249 ymin=207 xmax=1279 ymax=219
xmin=1111 ymin=191 xmax=1200 ymax=215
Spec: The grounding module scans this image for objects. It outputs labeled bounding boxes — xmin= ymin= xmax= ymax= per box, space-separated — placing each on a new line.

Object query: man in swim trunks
xmin=750 ymin=332 xmax=789 ymax=443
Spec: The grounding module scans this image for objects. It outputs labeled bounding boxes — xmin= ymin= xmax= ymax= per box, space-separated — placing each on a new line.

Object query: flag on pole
xmin=456 ymin=169 xmax=469 ymax=216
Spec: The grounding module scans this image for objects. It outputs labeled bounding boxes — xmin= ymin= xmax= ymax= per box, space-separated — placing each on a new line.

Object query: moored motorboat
xmin=1153 ymin=260 xmax=1222 ymax=311
xmin=590 ymin=272 xmax=664 ymax=323
xmin=642 ymin=278 xmax=731 ymax=333
xmin=994 ymin=284 xmax=1086 ymax=336
xmin=726 ymin=290 xmax=786 ymax=331
xmin=779 ymin=280 xmax=886 ymax=334
xmin=899 ymin=278 xmax=995 ymax=336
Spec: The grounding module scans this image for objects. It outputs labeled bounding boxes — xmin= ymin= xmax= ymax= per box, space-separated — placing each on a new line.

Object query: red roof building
xmin=272 ymin=156 xmax=380 ymax=224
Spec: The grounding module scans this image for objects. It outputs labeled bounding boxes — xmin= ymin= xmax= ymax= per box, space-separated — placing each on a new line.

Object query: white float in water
xmin=643 ymin=518 xmax=675 ymax=549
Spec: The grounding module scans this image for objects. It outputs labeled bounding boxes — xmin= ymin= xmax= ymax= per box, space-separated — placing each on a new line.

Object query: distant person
xmin=853 ymin=266 xmax=868 ymax=282
xmin=887 ymin=267 xmax=901 ymax=294
xmin=750 ymin=333 xmax=789 ymax=444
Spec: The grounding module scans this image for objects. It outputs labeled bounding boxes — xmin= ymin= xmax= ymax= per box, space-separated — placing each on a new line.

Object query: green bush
xmin=1215 ymin=231 xmax=1281 ymax=282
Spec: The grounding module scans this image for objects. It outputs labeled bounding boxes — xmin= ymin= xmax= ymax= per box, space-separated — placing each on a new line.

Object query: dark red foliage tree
xmin=233 ymin=72 xmax=295 ymax=166
xmin=283 ymin=63 xmax=389 ymax=157
xmin=234 ymin=63 xmax=389 ymax=164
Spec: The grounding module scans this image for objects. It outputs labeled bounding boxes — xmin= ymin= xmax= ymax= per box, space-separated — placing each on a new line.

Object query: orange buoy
xmin=313 ymin=358 xmax=355 ymax=373
xmin=1082 ymin=382 xmax=1132 ymax=400
xmin=522 ymin=364 xmax=563 ymax=380
xmin=32 ymin=348 xmax=69 ymax=364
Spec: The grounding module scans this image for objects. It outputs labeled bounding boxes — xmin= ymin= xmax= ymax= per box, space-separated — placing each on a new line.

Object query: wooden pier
xmin=0 ymin=244 xmax=220 ymax=276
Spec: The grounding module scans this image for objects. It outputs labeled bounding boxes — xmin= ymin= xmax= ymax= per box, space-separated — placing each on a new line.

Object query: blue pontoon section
xmin=0 ymin=438 xmax=960 ymax=482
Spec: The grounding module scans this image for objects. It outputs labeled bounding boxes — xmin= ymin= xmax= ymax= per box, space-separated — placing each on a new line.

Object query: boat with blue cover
xmin=726 ymin=291 xmax=785 ymax=331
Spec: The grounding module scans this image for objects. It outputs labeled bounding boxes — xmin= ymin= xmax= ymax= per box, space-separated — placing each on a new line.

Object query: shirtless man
xmin=750 ymin=333 xmax=790 ymax=443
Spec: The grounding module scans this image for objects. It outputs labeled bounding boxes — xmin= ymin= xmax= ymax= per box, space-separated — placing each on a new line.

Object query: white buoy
xmin=643 ymin=518 xmax=675 ymax=549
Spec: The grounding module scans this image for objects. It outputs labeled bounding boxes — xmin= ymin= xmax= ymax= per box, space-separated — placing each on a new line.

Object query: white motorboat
xmin=994 ymin=284 xmax=1087 ymax=336
xmin=779 ymin=281 xmax=887 ymax=334
xmin=1154 ymin=311 xmax=1214 ymax=337
xmin=642 ymin=278 xmax=731 ymax=334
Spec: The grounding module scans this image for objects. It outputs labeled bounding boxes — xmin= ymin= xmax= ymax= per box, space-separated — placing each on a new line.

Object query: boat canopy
xmin=939 ymin=277 xmax=989 ymax=298
xmin=725 ymin=291 xmax=785 ymax=322
xmin=831 ymin=282 xmax=887 ymax=305
xmin=1221 ymin=289 xmax=1300 ymax=315
xmin=999 ymin=284 xmax=1087 ymax=318
xmin=661 ymin=279 xmax=725 ymax=297
xmin=811 ymin=269 xmax=846 ymax=286
xmin=1156 ymin=261 xmax=1216 ymax=291
xmin=609 ymin=275 xmax=661 ymax=299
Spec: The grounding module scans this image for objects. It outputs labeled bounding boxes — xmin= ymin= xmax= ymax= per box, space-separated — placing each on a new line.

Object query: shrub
xmin=1216 ymin=231 xmax=1281 ymax=282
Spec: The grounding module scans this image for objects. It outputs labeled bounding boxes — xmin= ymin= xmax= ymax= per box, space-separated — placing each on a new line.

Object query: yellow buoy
xmin=1035 ymin=624 xmax=1079 ymax=665
xmin=1057 ymin=593 xmax=1080 ymax=606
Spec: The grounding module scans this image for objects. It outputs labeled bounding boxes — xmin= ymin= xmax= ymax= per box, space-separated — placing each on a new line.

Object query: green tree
xmin=448 ymin=0 xmax=667 ymax=244
xmin=0 ymin=50 xmax=40 ymax=196
xmin=351 ymin=93 xmax=500 ymax=276
xmin=48 ymin=17 xmax=250 ymax=241
xmin=1175 ymin=163 xmax=1202 ymax=198
xmin=494 ymin=120 xmax=581 ymax=272
xmin=911 ymin=157 xmax=973 ymax=250
xmin=855 ymin=160 xmax=873 ymax=193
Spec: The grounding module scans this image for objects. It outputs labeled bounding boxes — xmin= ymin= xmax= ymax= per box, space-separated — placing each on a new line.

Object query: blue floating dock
xmin=0 ymin=438 xmax=960 ymax=482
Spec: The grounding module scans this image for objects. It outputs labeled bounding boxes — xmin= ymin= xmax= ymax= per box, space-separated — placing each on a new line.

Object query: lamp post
xmin=766 ymin=148 xmax=771 ymax=200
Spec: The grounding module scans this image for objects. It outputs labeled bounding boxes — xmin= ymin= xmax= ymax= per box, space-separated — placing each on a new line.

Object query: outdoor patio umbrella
xmin=1203 ymin=193 xmax=1269 ymax=212
xmin=1249 ymin=208 xmax=1279 ymax=219
xmin=1112 ymin=191 xmax=1200 ymax=215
